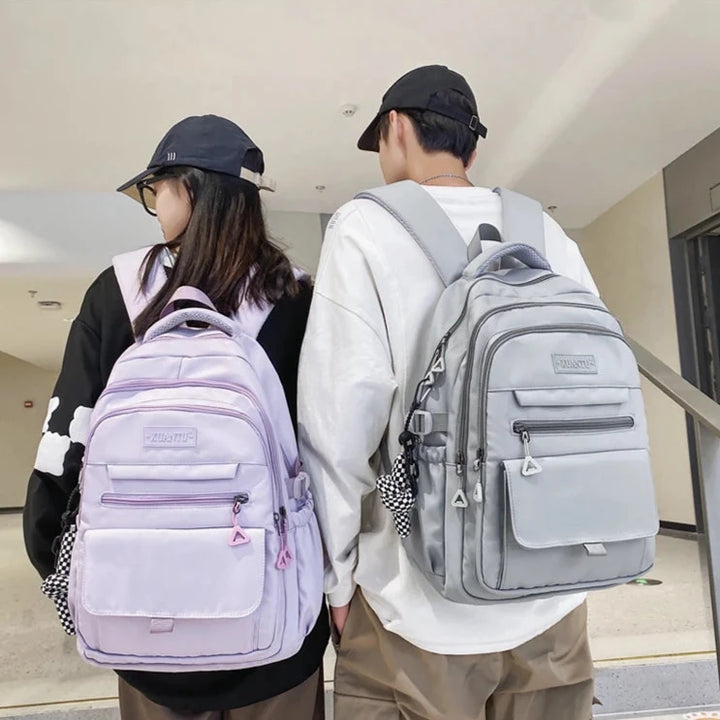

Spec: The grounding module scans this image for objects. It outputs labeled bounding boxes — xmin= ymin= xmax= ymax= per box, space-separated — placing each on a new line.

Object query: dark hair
xmin=377 ymin=89 xmax=478 ymax=165
xmin=134 ymin=166 xmax=299 ymax=337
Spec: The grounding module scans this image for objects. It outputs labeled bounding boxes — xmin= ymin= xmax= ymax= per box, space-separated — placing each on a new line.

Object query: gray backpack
xmin=360 ymin=181 xmax=659 ymax=604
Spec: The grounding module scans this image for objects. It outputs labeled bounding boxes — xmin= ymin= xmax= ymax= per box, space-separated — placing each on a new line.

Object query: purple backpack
xmin=65 ymin=248 xmax=324 ymax=671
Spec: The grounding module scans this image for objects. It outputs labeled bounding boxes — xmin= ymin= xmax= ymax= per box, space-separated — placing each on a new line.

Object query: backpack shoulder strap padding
xmin=467 ymin=188 xmax=546 ymax=262
xmin=355 ymin=181 xmax=468 ymax=287
xmin=493 ymin=187 xmax=546 ymax=256
xmin=112 ymin=246 xmax=167 ymax=331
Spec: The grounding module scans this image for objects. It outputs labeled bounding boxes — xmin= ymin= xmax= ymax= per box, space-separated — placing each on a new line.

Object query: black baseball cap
xmin=117 ymin=114 xmax=275 ymax=198
xmin=357 ymin=65 xmax=487 ymax=152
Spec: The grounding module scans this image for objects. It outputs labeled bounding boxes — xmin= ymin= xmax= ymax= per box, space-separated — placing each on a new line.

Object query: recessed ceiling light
xmin=37 ymin=300 xmax=63 ymax=310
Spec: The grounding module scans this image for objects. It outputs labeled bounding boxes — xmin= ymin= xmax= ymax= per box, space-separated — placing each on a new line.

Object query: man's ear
xmin=395 ymin=111 xmax=416 ymax=152
xmin=387 ymin=110 xmax=401 ymax=144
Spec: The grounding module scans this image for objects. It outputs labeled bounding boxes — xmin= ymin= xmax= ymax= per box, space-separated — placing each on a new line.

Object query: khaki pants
xmin=118 ymin=669 xmax=324 ymax=720
xmin=334 ymin=592 xmax=594 ymax=720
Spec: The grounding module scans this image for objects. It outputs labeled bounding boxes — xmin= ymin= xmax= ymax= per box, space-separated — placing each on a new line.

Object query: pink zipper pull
xmin=275 ymin=507 xmax=293 ymax=569
xmin=228 ymin=494 xmax=250 ymax=546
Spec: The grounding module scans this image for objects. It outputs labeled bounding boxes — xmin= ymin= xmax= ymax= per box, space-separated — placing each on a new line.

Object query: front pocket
xmin=101 ymin=492 xmax=248 ymax=508
xmin=496 ymin=449 xmax=658 ymax=591
xmin=76 ymin=527 xmax=279 ymax=658
xmin=512 ymin=417 xmax=635 ymax=436
xmin=509 ymin=417 xmax=637 ymax=476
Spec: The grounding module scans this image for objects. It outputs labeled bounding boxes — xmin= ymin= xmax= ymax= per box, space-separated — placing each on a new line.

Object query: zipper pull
xmin=275 ymin=506 xmax=293 ymax=570
xmin=471 ymin=449 xmax=484 ymax=503
xmin=473 ymin=448 xmax=484 ymax=472
xmin=451 ymin=487 xmax=469 ymax=508
xmin=455 ymin=451 xmax=465 ymax=476
xmin=472 ymin=481 xmax=484 ymax=503
xmin=473 ymin=448 xmax=485 ymax=504
xmin=452 ymin=450 xmax=469 ymax=506
xmin=229 ymin=494 xmax=250 ymax=546
xmin=520 ymin=429 xmax=542 ymax=477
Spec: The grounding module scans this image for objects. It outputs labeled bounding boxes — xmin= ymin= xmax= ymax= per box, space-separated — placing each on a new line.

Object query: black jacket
xmin=23 ymin=266 xmax=329 ymax=713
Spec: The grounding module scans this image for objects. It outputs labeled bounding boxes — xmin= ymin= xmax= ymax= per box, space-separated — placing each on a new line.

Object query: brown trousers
xmin=334 ymin=591 xmax=594 ymax=720
xmin=118 ymin=669 xmax=324 ymax=720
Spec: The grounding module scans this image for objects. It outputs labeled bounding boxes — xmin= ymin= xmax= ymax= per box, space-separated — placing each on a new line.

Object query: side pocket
xmin=286 ymin=491 xmax=324 ymax=636
xmin=405 ymin=444 xmax=447 ymax=578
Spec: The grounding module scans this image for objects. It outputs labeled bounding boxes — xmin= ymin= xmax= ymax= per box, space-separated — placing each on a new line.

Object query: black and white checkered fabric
xmin=377 ymin=454 xmax=416 ymax=538
xmin=41 ymin=524 xmax=77 ymax=636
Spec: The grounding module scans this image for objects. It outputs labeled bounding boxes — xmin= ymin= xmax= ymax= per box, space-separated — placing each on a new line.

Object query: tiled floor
xmin=1 ymin=512 xmax=715 ymax=716
xmin=588 ymin=531 xmax=715 ymax=664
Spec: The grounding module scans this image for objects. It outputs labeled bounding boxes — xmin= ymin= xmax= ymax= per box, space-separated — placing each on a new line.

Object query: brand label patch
xmin=143 ymin=427 xmax=197 ymax=448
xmin=552 ymin=354 xmax=598 ymax=374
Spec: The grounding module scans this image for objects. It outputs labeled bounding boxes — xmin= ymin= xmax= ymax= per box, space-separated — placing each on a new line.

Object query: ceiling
xmin=4 ymin=0 xmax=720 ymax=222
xmin=2 ymin=0 xmax=720 ymax=370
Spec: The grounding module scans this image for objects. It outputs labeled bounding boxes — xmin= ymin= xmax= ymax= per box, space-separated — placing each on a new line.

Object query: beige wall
xmin=0 ymin=352 xmax=56 ymax=508
xmin=574 ymin=173 xmax=694 ymax=525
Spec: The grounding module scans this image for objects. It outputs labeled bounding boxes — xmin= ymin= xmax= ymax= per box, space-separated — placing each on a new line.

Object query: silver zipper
xmin=101 ymin=492 xmax=249 ymax=508
xmin=512 ymin=417 xmax=635 ymax=435
xmin=474 ymin=325 xmax=631 ymax=462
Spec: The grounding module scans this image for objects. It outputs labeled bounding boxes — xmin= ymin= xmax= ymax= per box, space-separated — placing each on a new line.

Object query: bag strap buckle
xmin=410 ymin=410 xmax=433 ymax=436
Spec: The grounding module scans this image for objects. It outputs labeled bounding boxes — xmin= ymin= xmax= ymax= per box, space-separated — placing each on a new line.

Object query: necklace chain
xmin=419 ymin=173 xmax=473 ymax=186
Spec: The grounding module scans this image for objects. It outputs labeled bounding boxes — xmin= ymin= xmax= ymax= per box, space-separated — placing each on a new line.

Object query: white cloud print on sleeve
xmin=69 ymin=406 xmax=93 ymax=445
xmin=34 ymin=398 xmax=93 ymax=477
xmin=35 ymin=432 xmax=72 ymax=476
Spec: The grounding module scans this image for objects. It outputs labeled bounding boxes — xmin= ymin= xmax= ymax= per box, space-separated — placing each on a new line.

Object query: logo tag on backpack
xmin=143 ymin=427 xmax=198 ymax=448
xmin=552 ymin=354 xmax=598 ymax=375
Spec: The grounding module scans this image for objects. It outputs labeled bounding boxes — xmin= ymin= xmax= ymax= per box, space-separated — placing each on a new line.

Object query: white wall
xmin=0 ymin=352 xmax=56 ymax=508
xmin=575 ymin=173 xmax=694 ymax=525
xmin=267 ymin=211 xmax=323 ymax=276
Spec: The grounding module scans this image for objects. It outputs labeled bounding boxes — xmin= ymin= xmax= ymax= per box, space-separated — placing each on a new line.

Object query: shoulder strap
xmin=493 ymin=187 xmax=546 ymax=255
xmin=355 ymin=180 xmax=468 ymax=287
xmin=112 ymin=247 xmax=167 ymax=332
xmin=358 ymin=182 xmax=547 ymax=278
xmin=468 ymin=188 xmax=546 ymax=261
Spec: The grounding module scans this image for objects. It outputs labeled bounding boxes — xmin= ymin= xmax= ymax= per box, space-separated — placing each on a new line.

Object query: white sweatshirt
xmin=298 ymin=185 xmax=599 ymax=655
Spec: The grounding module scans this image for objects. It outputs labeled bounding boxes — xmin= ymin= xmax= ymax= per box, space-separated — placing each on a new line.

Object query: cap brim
xmin=357 ymin=114 xmax=382 ymax=152
xmin=116 ymin=167 xmax=161 ymax=195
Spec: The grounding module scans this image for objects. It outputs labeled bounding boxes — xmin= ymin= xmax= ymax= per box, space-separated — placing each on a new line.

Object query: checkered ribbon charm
xmin=41 ymin=524 xmax=77 ymax=635
xmin=377 ymin=454 xmax=416 ymax=538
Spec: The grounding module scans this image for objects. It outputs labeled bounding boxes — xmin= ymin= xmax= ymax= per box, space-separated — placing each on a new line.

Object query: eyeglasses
xmin=137 ymin=180 xmax=158 ymax=216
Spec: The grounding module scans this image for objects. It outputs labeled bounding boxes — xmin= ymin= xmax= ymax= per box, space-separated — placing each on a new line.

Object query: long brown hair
xmin=134 ymin=166 xmax=299 ymax=337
